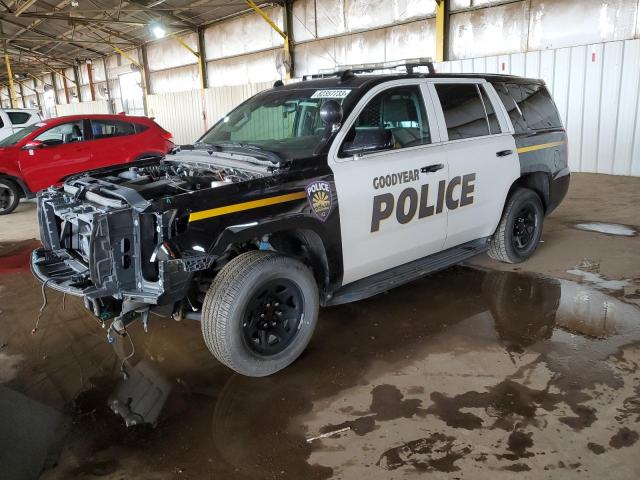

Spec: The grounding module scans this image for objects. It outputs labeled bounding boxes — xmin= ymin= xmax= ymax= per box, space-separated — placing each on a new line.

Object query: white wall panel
xmin=315 ymin=0 xmax=347 ymax=37
xmin=434 ymin=39 xmax=640 ymax=175
xmin=292 ymin=0 xmax=317 ymax=41
xmin=528 ymin=0 xmax=637 ymax=51
xmin=148 ymin=33 xmax=198 ymax=71
xmin=204 ymin=6 xmax=284 ymax=60
xmin=146 ymin=90 xmax=203 ymax=145
xmin=449 ymin=1 xmax=528 ymax=59
xmin=596 ymin=42 xmax=624 ymax=174
xmin=615 ymin=40 xmax=640 ymax=175
xmin=581 ymin=43 xmax=604 ymax=172
xmin=55 ymin=100 xmax=109 ymax=116
xmin=150 ymin=64 xmax=199 ymax=94
xmin=206 ymin=50 xmax=281 ymax=87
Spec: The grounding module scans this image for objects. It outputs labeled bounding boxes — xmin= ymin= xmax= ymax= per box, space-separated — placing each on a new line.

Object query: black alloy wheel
xmin=242 ymin=278 xmax=304 ymax=356
xmin=512 ymin=205 xmax=538 ymax=251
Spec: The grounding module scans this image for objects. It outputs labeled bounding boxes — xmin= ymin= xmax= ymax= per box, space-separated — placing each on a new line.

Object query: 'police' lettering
xmin=370 ymin=173 xmax=476 ymax=232
xmin=371 ymin=193 xmax=394 ymax=232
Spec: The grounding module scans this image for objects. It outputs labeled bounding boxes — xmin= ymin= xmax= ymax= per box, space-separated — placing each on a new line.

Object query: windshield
xmin=0 ymin=123 xmax=40 ymax=147
xmin=199 ymin=87 xmax=352 ymax=161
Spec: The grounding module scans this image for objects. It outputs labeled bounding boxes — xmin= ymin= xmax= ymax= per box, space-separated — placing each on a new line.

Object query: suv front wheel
xmin=201 ymin=250 xmax=319 ymax=377
xmin=488 ymin=187 xmax=544 ymax=264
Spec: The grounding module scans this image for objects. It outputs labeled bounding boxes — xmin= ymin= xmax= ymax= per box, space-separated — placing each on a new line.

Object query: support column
xmin=102 ymin=57 xmax=113 ymax=113
xmin=197 ymin=27 xmax=208 ymax=89
xmin=73 ymin=65 xmax=82 ymax=102
xmin=435 ymin=0 xmax=450 ymax=63
xmin=18 ymin=81 xmax=25 ymax=107
xmin=3 ymin=44 xmax=16 ymax=107
xmin=50 ymin=71 xmax=60 ymax=106
xmin=61 ymin=70 xmax=70 ymax=104
xmin=87 ymin=61 xmax=96 ymax=101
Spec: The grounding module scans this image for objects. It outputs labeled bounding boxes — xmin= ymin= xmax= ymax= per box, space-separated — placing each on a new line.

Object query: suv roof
xmin=284 ymin=72 xmax=545 ymax=93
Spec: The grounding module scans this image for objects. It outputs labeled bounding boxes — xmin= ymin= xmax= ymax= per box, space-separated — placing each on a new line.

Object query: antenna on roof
xmin=340 ymin=70 xmax=355 ymax=82
xmin=273 ymin=80 xmax=284 ymax=87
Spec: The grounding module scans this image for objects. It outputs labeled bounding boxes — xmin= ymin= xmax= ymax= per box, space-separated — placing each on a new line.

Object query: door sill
xmin=325 ymin=237 xmax=490 ymax=306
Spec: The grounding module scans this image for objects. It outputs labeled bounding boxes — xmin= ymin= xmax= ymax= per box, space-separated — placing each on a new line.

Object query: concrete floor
xmin=0 ymin=173 xmax=639 ymax=479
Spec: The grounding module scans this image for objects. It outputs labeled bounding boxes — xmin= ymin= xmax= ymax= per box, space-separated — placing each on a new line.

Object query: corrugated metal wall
xmin=55 ymin=100 xmax=110 ymax=116
xmin=435 ymin=38 xmax=640 ymax=176
xmin=146 ymin=82 xmax=273 ymax=144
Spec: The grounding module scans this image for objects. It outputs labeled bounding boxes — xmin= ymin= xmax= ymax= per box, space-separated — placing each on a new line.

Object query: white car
xmin=0 ymin=108 xmax=42 ymax=141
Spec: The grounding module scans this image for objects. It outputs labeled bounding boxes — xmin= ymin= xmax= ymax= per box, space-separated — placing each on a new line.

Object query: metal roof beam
xmin=17 ymin=12 xmax=191 ymax=29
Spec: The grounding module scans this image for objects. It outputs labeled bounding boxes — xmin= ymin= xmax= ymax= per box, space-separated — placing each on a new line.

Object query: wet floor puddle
xmin=573 ymin=222 xmax=637 ymax=237
xmin=0 ymin=239 xmax=639 ymax=479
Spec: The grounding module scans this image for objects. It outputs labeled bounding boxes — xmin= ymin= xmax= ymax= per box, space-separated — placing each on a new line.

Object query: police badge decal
xmin=306 ymin=181 xmax=333 ymax=221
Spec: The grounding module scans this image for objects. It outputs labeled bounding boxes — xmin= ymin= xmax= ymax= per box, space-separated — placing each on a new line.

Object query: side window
xmin=0 ymin=116 xmax=4 ymax=128
xmin=434 ymin=83 xmax=490 ymax=140
xmin=134 ymin=123 xmax=149 ymax=134
xmin=34 ymin=121 xmax=84 ymax=146
xmin=494 ymin=82 xmax=528 ymax=134
xmin=512 ymin=83 xmax=563 ymax=131
xmin=340 ymin=85 xmax=430 ymax=156
xmin=8 ymin=111 xmax=31 ymax=125
xmin=91 ymin=120 xmax=136 ymax=139
xmin=478 ymin=86 xmax=501 ymax=134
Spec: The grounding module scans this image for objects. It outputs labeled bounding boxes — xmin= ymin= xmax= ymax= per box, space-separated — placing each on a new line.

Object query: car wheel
xmin=201 ymin=250 xmax=319 ymax=377
xmin=0 ymin=179 xmax=20 ymax=215
xmin=487 ymin=188 xmax=544 ymax=264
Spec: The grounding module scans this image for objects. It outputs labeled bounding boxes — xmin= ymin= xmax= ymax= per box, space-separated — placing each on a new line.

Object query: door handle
xmin=421 ymin=163 xmax=445 ymax=173
xmin=496 ymin=149 xmax=513 ymax=157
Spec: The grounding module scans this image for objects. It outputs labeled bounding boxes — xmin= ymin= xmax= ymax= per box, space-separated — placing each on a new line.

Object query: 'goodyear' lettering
xmin=371 ymin=173 xmax=476 ymax=232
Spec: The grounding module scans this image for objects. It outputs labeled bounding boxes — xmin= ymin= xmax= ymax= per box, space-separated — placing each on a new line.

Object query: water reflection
xmin=1 ymin=240 xmax=639 ymax=479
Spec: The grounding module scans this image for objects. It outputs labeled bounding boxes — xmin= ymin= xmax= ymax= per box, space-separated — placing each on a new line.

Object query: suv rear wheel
xmin=0 ymin=179 xmax=20 ymax=215
xmin=488 ymin=187 xmax=544 ymax=263
xmin=201 ymin=250 xmax=319 ymax=377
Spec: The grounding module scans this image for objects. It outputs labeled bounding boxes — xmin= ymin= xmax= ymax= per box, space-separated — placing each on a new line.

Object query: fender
xmin=208 ymin=213 xmax=344 ymax=289
xmin=0 ymin=172 xmax=33 ymax=198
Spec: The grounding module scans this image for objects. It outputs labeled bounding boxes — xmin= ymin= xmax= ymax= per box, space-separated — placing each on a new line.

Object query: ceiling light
xmin=71 ymin=0 xmax=79 ymax=6
xmin=150 ymin=23 xmax=166 ymax=39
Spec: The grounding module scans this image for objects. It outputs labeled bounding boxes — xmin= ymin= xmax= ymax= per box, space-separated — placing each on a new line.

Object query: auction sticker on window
xmin=310 ymin=89 xmax=351 ymax=99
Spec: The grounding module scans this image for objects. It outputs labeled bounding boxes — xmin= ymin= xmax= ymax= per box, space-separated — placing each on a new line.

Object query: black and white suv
xmin=32 ymin=61 xmax=570 ymax=377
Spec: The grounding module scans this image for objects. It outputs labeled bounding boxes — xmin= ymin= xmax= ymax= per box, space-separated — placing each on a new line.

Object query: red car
xmin=0 ymin=114 xmax=174 ymax=214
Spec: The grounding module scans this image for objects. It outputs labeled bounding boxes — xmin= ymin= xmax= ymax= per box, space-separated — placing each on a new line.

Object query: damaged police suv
xmin=32 ymin=61 xmax=569 ymax=377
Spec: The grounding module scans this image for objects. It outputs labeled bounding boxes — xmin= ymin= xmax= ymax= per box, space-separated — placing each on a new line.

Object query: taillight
xmin=161 ymin=131 xmax=173 ymax=141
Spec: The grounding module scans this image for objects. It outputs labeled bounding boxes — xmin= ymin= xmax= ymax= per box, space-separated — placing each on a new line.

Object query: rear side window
xmin=91 ymin=120 xmax=136 ymax=139
xmin=434 ymin=83 xmax=490 ymax=140
xmin=493 ymin=83 xmax=528 ymax=134
xmin=496 ymin=82 xmax=563 ymax=133
xmin=8 ymin=111 xmax=31 ymax=125
xmin=134 ymin=123 xmax=149 ymax=133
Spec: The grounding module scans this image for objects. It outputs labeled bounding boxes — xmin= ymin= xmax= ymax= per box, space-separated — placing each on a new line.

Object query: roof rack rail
xmin=302 ymin=57 xmax=435 ymax=80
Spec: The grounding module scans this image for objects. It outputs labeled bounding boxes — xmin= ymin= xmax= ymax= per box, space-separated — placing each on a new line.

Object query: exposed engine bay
xmin=64 ymin=149 xmax=273 ymax=205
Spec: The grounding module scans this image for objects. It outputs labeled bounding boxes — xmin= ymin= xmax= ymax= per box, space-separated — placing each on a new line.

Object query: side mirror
xmin=319 ymin=100 xmax=343 ymax=126
xmin=341 ymin=129 xmax=394 ymax=156
xmin=22 ymin=140 xmax=45 ymax=151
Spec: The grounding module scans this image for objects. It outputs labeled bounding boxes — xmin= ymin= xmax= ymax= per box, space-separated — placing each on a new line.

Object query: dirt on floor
xmin=0 ymin=172 xmax=639 ymax=480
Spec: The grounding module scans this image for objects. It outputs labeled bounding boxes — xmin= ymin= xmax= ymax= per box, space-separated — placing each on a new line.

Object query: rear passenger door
xmin=89 ymin=119 xmax=138 ymax=168
xmin=427 ymin=80 xmax=519 ymax=249
xmin=329 ymin=80 xmax=448 ymax=285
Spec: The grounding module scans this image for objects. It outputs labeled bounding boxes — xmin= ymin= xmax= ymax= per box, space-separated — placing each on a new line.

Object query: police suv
xmin=32 ymin=60 xmax=569 ymax=377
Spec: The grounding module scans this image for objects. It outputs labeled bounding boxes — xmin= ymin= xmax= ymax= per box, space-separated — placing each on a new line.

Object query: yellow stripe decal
xmin=516 ymin=141 xmax=564 ymax=154
xmin=188 ymin=191 xmax=307 ymax=223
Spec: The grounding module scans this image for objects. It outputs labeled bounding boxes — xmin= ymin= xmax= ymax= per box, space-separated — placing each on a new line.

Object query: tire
xmin=201 ymin=250 xmax=319 ymax=377
xmin=0 ymin=179 xmax=20 ymax=215
xmin=487 ymin=188 xmax=544 ymax=264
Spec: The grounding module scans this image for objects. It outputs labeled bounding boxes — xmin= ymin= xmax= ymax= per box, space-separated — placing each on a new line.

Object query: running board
xmin=325 ymin=237 xmax=490 ymax=306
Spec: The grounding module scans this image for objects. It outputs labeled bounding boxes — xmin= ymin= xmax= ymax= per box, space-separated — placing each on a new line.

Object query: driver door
xmin=328 ymin=80 xmax=449 ymax=285
xmin=19 ymin=120 xmax=92 ymax=192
